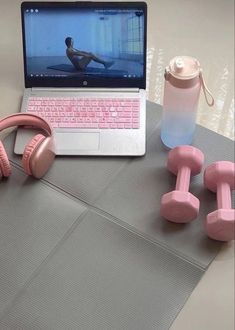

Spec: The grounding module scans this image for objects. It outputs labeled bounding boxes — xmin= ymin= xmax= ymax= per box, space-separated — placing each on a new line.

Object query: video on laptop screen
xmin=22 ymin=5 xmax=145 ymax=81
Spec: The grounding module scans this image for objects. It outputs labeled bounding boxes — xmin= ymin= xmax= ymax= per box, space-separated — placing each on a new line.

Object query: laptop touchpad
xmin=56 ymin=132 xmax=100 ymax=151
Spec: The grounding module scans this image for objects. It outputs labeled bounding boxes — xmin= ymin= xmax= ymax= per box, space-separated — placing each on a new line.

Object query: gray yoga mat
xmin=0 ymin=166 xmax=87 ymax=318
xmin=1 ymin=101 xmax=233 ymax=329
xmin=0 ymin=210 xmax=203 ymax=330
xmin=3 ymin=102 xmax=233 ymax=269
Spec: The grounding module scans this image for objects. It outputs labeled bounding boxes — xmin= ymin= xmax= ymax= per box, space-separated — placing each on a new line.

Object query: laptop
xmin=15 ymin=1 xmax=147 ymax=156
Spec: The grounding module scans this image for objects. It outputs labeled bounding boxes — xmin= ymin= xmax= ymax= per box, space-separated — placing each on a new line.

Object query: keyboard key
xmin=99 ymin=123 xmax=109 ymax=129
xmin=133 ymin=124 xmax=139 ymax=129
xmin=133 ymin=118 xmax=140 ymax=123
xmin=132 ymin=112 xmax=139 ymax=118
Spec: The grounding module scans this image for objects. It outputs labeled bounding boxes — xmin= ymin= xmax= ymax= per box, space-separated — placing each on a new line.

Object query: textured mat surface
xmin=0 ymin=211 xmax=203 ymax=330
xmin=0 ymin=166 xmax=87 ymax=318
xmin=1 ymin=101 xmax=233 ymax=329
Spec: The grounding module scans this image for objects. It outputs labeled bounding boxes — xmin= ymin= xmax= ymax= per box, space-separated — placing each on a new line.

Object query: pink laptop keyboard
xmin=27 ymin=97 xmax=140 ymax=129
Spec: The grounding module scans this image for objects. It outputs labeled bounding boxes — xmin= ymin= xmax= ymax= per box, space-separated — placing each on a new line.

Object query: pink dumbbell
xmin=204 ymin=161 xmax=235 ymax=241
xmin=161 ymin=146 xmax=204 ymax=223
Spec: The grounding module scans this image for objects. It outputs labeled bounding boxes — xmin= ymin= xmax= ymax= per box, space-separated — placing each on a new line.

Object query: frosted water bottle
xmin=161 ymin=56 xmax=214 ymax=148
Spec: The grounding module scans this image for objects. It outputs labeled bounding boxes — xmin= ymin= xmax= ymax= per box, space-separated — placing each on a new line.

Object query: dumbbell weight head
xmin=204 ymin=161 xmax=235 ymax=192
xmin=206 ymin=210 xmax=235 ymax=241
xmin=161 ymin=146 xmax=204 ymax=223
xmin=161 ymin=190 xmax=200 ymax=223
xmin=204 ymin=161 xmax=235 ymax=241
xmin=167 ymin=146 xmax=204 ymax=177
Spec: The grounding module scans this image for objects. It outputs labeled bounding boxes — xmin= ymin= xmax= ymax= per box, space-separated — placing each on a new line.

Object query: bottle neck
xmin=166 ymin=73 xmax=200 ymax=89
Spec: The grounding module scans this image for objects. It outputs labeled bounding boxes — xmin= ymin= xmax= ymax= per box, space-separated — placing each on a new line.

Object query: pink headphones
xmin=0 ymin=113 xmax=55 ymax=179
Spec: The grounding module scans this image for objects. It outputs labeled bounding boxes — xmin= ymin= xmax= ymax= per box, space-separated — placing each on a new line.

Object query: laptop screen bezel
xmin=21 ymin=1 xmax=147 ymax=89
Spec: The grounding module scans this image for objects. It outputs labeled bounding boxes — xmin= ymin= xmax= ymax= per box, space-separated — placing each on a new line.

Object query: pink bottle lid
xmin=165 ymin=56 xmax=201 ymax=88
xmin=165 ymin=56 xmax=214 ymax=106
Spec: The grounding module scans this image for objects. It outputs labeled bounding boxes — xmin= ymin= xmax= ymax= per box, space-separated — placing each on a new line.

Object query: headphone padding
xmin=0 ymin=141 xmax=11 ymax=177
xmin=22 ymin=134 xmax=46 ymax=175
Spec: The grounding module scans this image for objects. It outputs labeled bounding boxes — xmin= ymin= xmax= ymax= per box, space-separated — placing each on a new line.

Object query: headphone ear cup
xmin=22 ymin=134 xmax=46 ymax=175
xmin=0 ymin=141 xmax=11 ymax=178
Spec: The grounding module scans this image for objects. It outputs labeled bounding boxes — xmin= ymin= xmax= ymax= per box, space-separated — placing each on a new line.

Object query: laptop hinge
xmin=31 ymin=87 xmax=140 ymax=93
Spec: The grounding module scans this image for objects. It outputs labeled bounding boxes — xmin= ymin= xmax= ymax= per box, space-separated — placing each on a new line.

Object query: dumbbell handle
xmin=175 ymin=166 xmax=191 ymax=192
xmin=217 ymin=182 xmax=232 ymax=209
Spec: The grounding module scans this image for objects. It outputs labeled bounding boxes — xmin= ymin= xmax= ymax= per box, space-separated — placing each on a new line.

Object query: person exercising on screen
xmin=65 ymin=37 xmax=114 ymax=71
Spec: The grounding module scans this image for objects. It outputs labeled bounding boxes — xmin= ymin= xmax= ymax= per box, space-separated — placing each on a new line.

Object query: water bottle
xmin=160 ymin=56 xmax=214 ymax=149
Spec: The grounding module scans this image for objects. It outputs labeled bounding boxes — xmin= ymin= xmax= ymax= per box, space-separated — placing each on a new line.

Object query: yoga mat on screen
xmin=47 ymin=64 xmax=128 ymax=77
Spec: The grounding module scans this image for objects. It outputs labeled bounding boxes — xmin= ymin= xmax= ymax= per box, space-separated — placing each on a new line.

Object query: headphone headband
xmin=0 ymin=113 xmax=53 ymax=136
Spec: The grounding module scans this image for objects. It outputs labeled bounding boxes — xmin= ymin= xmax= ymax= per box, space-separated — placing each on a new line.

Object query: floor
xmin=0 ymin=0 xmax=234 ymax=329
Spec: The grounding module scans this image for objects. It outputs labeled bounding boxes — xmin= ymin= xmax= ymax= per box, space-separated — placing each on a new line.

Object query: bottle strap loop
xmin=199 ymin=70 xmax=214 ymax=107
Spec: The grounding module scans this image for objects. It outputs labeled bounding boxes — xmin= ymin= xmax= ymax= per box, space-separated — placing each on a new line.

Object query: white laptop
xmin=15 ymin=1 xmax=147 ymax=156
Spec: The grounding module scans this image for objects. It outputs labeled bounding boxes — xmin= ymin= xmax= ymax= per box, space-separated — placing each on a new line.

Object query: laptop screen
xmin=21 ymin=2 xmax=147 ymax=88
